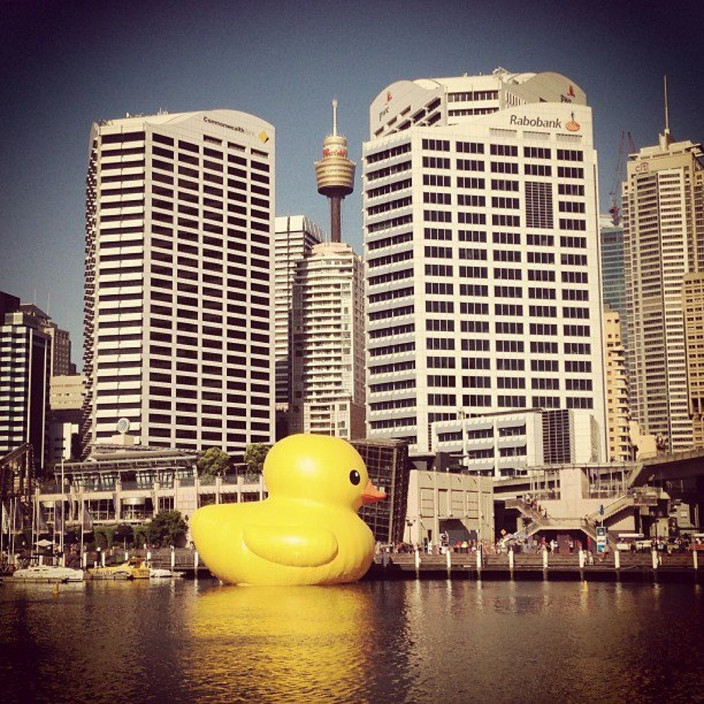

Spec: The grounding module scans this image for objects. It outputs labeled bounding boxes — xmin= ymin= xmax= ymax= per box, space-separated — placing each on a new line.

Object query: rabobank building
xmin=363 ymin=69 xmax=607 ymax=468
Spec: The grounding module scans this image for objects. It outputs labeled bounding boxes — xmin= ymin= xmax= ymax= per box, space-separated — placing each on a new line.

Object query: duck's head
xmin=264 ymin=434 xmax=386 ymax=511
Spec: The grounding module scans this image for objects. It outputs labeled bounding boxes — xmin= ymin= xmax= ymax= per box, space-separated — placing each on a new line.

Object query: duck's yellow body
xmin=190 ymin=434 xmax=386 ymax=586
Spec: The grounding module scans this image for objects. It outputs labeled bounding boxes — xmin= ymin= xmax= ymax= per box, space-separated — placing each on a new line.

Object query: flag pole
xmin=60 ymin=459 xmax=65 ymax=560
xmin=10 ymin=497 xmax=15 ymax=562
xmin=32 ymin=492 xmax=36 ymax=564
xmin=0 ymin=502 xmax=5 ymax=564
xmin=80 ymin=500 xmax=84 ymax=568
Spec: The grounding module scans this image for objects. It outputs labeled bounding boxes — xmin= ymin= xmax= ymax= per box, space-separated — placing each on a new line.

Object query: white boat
xmin=148 ymin=566 xmax=183 ymax=579
xmin=13 ymin=565 xmax=85 ymax=583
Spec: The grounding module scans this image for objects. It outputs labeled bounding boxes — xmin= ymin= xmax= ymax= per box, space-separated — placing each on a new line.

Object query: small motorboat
xmin=89 ymin=557 xmax=150 ymax=580
xmin=12 ymin=565 xmax=85 ymax=583
xmin=148 ymin=565 xmax=183 ymax=579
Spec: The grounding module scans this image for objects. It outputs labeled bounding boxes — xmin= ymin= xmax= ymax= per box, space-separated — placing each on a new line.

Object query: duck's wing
xmin=243 ymin=525 xmax=339 ymax=567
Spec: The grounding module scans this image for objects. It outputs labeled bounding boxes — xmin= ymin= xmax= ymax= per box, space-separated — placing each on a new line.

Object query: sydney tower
xmin=314 ymin=99 xmax=355 ymax=243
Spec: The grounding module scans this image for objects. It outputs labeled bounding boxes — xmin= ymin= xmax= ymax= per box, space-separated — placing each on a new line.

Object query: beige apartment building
xmin=603 ymin=308 xmax=631 ymax=461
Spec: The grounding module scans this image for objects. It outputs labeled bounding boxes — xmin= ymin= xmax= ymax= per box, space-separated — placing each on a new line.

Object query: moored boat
xmin=88 ymin=557 xmax=150 ymax=580
xmin=12 ymin=565 xmax=85 ymax=583
xmin=148 ymin=566 xmax=183 ymax=579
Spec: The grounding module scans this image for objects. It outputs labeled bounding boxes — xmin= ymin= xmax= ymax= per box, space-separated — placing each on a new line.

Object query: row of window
xmin=368 ymin=336 xmax=593 ymax=358
xmin=368 ymin=178 xmax=583 ymax=198
xmin=417 ymin=137 xmax=584 ymax=163
xmin=421 ymin=300 xmax=591 ymax=318
xmin=369 ymin=394 xmax=595 ymax=413
xmin=416 ymin=229 xmax=587 ymax=250
xmin=421 ymin=264 xmax=589 ymax=283
xmin=423 ymin=320 xmax=591 ymax=336
xmin=421 ymin=157 xmax=586 ymax=178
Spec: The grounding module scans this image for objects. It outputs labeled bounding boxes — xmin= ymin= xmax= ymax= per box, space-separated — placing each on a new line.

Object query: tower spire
xmin=332 ymin=98 xmax=338 ymax=136
xmin=660 ymin=75 xmax=674 ymax=149
xmin=664 ymin=75 xmax=670 ymax=136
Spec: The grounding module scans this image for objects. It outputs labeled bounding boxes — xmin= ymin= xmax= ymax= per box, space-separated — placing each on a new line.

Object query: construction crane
xmin=609 ymin=130 xmax=636 ymax=226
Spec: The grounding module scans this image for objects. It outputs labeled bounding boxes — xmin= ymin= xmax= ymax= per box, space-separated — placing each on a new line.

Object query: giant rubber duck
xmin=190 ymin=434 xmax=386 ymax=586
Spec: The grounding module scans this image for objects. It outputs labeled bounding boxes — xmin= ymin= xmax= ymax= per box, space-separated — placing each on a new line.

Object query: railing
xmin=586 ymin=494 xmax=632 ymax=523
xmin=373 ymin=548 xmax=702 ymax=573
xmin=504 ymin=498 xmax=606 ymax=544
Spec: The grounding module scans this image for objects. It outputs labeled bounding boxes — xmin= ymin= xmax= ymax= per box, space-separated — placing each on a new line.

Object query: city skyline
xmin=1 ymin=1 xmax=702 ymax=354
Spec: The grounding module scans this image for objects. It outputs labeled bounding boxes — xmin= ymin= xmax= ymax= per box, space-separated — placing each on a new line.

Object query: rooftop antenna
xmin=664 ymin=75 xmax=670 ymax=136
xmin=660 ymin=75 xmax=674 ymax=149
xmin=332 ymin=98 xmax=338 ymax=136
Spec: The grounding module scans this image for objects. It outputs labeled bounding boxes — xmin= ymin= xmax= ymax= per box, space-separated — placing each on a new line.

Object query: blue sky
xmin=1 ymin=0 xmax=702 ymax=363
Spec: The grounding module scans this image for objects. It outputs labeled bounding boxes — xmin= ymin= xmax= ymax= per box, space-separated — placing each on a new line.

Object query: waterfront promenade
xmin=366 ymin=548 xmax=704 ymax=583
xmin=73 ymin=546 xmax=704 ymax=584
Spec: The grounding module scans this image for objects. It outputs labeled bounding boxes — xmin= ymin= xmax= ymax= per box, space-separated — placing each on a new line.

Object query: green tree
xmin=113 ymin=523 xmax=134 ymax=548
xmin=147 ymin=510 xmax=188 ymax=548
xmin=133 ymin=525 xmax=149 ymax=549
xmin=197 ymin=447 xmax=231 ymax=477
xmin=243 ymin=443 xmax=269 ymax=474
xmin=94 ymin=527 xmax=110 ymax=550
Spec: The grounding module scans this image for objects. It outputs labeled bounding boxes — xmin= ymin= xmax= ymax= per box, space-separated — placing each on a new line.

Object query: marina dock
xmin=35 ymin=547 xmax=701 ymax=584
xmin=364 ymin=550 xmax=704 ymax=584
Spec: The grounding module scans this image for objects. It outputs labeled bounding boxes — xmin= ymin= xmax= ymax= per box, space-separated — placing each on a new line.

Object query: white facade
xmin=405 ymin=470 xmax=494 ymax=547
xmin=273 ymin=215 xmax=323 ymax=411
xmin=82 ymin=110 xmax=276 ymax=457
xmin=363 ymin=69 xmax=607 ymax=458
xmin=623 ymin=132 xmax=704 ymax=452
xmin=432 ymin=408 xmax=600 ymax=478
xmin=50 ymin=374 xmax=85 ymax=411
xmin=289 ymin=241 xmax=366 ymax=438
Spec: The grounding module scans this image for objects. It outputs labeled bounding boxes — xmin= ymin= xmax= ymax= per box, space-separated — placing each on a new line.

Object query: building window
xmin=497 ymin=395 xmax=526 ymax=407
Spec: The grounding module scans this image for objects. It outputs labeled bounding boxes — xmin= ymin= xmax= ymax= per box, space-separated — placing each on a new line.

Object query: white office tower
xmin=289 ymin=241 xmax=366 ymax=438
xmin=623 ymin=128 xmax=704 ymax=452
xmin=363 ymin=68 xmax=607 ymax=459
xmin=81 ymin=110 xmax=275 ymax=457
xmin=274 ymin=216 xmax=323 ymax=431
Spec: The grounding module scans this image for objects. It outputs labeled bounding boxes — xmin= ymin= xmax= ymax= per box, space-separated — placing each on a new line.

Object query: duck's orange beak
xmin=361 ymin=479 xmax=386 ymax=505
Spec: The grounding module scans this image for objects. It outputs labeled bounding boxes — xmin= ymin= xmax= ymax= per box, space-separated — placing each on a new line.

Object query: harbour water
xmin=1 ymin=578 xmax=703 ymax=703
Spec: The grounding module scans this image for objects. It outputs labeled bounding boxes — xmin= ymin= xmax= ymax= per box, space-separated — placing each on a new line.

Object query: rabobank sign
xmin=509 ymin=115 xmax=563 ymax=129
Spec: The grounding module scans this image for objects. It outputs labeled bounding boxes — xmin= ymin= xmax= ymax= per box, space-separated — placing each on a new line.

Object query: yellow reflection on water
xmin=185 ymin=583 xmax=375 ymax=701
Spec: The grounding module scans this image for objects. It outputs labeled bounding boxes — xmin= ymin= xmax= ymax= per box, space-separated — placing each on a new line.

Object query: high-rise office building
xmin=623 ymin=129 xmax=704 ymax=452
xmin=681 ymin=273 xmax=704 ymax=447
xmin=363 ymin=68 xmax=607 ymax=458
xmin=289 ymin=241 xmax=366 ymax=438
xmin=0 ymin=292 xmax=51 ymax=472
xmin=19 ymin=304 xmax=74 ymax=377
xmin=81 ymin=110 xmax=275 ymax=457
xmin=600 ymin=218 xmax=628 ymax=352
xmin=273 ymin=215 xmax=323 ymax=437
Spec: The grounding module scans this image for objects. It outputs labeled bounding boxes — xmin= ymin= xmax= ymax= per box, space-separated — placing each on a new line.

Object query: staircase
xmin=586 ymin=494 xmax=633 ymax=524
xmin=504 ymin=497 xmax=607 ymax=546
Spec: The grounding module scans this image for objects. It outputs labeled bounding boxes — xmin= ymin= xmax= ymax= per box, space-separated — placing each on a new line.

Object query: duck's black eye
xmin=349 ymin=469 xmax=361 ymax=486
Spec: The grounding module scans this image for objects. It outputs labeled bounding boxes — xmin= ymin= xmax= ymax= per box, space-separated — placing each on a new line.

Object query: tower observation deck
xmin=315 ymin=99 xmax=355 ymax=242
